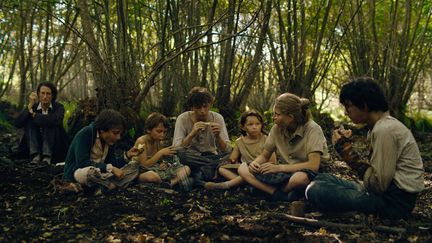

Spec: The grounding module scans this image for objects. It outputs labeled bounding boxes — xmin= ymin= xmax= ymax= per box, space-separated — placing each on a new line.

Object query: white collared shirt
xmin=36 ymin=102 xmax=53 ymax=115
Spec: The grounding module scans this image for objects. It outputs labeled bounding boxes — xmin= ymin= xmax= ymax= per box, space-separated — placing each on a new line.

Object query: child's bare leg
xmin=227 ymin=176 xmax=244 ymax=188
xmin=238 ymin=162 xmax=276 ymax=195
xmin=283 ymin=171 xmax=310 ymax=192
xmin=138 ymin=171 xmax=162 ymax=184
xmin=205 ymin=176 xmax=245 ymax=190
xmin=218 ymin=167 xmax=238 ymax=180
xmin=205 ymin=167 xmax=245 ymax=190
xmin=170 ymin=166 xmax=191 ymax=186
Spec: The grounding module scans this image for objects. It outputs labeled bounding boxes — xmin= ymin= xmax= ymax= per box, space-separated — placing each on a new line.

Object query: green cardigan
xmin=63 ymin=123 xmax=127 ymax=181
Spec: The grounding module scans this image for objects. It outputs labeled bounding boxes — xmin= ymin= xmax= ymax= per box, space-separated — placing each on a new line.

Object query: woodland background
xmin=0 ymin=0 xmax=431 ymax=129
xmin=1 ymin=0 xmax=432 ymax=242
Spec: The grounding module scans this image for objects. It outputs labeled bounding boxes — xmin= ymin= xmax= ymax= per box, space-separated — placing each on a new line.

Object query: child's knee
xmin=177 ymin=166 xmax=191 ymax=176
xmin=218 ymin=167 xmax=228 ymax=174
xmin=74 ymin=166 xmax=97 ymax=185
xmin=139 ymin=172 xmax=161 ymax=183
xmin=237 ymin=163 xmax=249 ymax=177
xmin=305 ymin=180 xmax=327 ymax=203
xmin=289 ymin=172 xmax=310 ymax=188
xmin=184 ymin=165 xmax=191 ymax=175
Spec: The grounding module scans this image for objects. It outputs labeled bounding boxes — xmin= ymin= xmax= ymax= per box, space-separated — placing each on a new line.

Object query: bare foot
xmin=107 ymin=183 xmax=117 ymax=190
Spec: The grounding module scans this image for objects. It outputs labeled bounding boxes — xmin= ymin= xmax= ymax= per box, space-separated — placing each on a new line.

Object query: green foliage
xmin=139 ymin=108 xmax=151 ymax=124
xmin=263 ymin=110 xmax=273 ymax=133
xmin=0 ymin=117 xmax=14 ymax=132
xmin=61 ymin=101 xmax=77 ymax=132
xmin=160 ymin=198 xmax=173 ymax=206
xmin=128 ymin=127 xmax=136 ymax=138
xmin=0 ymin=106 xmax=14 ymax=131
xmin=404 ymin=111 xmax=432 ymax=133
xmin=226 ymin=110 xmax=242 ymax=137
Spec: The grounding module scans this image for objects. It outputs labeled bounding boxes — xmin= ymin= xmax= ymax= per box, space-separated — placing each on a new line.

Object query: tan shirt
xmin=90 ymin=132 xmax=109 ymax=163
xmin=236 ymin=135 xmax=267 ymax=164
xmin=264 ymin=120 xmax=329 ymax=164
xmin=363 ymin=114 xmax=424 ymax=194
xmin=172 ymin=111 xmax=232 ymax=153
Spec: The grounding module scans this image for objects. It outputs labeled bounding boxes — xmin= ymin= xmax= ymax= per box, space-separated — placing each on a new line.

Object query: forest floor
xmin=1 ymin=127 xmax=432 ymax=242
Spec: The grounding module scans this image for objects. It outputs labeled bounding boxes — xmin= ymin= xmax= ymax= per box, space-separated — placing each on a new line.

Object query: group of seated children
xmin=61 ymin=78 xmax=424 ymax=220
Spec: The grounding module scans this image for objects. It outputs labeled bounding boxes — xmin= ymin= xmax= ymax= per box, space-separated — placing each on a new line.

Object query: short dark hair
xmin=187 ymin=86 xmax=213 ymax=108
xmin=94 ymin=109 xmax=126 ymax=132
xmin=239 ymin=110 xmax=265 ymax=136
xmin=340 ymin=77 xmax=389 ymax=112
xmin=145 ymin=112 xmax=169 ymax=133
xmin=37 ymin=81 xmax=58 ymax=101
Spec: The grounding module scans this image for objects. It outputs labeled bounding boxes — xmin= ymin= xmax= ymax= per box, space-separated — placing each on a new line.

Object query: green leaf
xmin=128 ymin=127 xmax=136 ymax=138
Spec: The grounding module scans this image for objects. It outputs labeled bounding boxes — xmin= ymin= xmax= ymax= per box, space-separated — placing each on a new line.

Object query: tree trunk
xmin=233 ymin=0 xmax=272 ymax=110
xmin=77 ymin=0 xmax=117 ymax=110
xmin=216 ymin=0 xmax=236 ymax=120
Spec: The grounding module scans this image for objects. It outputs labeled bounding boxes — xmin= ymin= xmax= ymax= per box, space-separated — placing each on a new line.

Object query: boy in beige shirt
xmin=306 ymin=78 xmax=424 ymax=219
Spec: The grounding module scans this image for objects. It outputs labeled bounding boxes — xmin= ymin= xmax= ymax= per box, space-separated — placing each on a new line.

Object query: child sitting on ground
xmin=64 ymin=109 xmax=140 ymax=190
xmin=238 ymin=93 xmax=329 ymax=201
xmin=205 ymin=110 xmax=276 ymax=190
xmin=134 ymin=112 xmax=191 ymax=188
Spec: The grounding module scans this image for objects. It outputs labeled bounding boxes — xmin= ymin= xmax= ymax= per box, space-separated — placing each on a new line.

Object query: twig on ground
xmin=271 ymin=213 xmax=406 ymax=235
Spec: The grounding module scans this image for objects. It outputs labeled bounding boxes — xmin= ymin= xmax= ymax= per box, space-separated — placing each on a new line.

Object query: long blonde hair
xmin=274 ymin=93 xmax=311 ymax=126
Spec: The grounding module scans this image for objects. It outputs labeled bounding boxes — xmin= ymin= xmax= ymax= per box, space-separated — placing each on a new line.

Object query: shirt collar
xmin=280 ymin=121 xmax=308 ymax=142
xmin=36 ymin=102 xmax=53 ymax=111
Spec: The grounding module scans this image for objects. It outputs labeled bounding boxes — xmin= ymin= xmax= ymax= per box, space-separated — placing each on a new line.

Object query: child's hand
xmin=332 ymin=127 xmax=352 ymax=145
xmin=158 ymin=147 xmax=176 ymax=157
xmin=159 ymin=162 xmax=169 ymax=170
xmin=112 ymin=167 xmax=124 ymax=179
xmin=127 ymin=146 xmax=140 ymax=158
xmin=191 ymin=121 xmax=207 ymax=136
xmin=209 ymin=122 xmax=221 ymax=136
xmin=136 ymin=143 xmax=145 ymax=153
xmin=260 ymin=162 xmax=279 ymax=174
xmin=249 ymin=161 xmax=261 ymax=174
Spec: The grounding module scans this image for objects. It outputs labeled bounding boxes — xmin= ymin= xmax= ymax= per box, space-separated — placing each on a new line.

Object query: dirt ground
xmin=0 ymin=129 xmax=431 ymax=242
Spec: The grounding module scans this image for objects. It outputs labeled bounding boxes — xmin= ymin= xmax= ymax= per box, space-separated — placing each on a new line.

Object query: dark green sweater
xmin=63 ymin=123 xmax=127 ymax=181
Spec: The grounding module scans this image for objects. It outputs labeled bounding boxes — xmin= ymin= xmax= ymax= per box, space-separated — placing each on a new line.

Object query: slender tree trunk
xmin=216 ymin=0 xmax=236 ymax=119
xmin=234 ymin=0 xmax=272 ymax=110
xmin=77 ymin=0 xmax=116 ymax=109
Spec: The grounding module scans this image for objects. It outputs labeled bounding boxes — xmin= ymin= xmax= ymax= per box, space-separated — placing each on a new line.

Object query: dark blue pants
xmin=305 ymin=173 xmax=417 ymax=219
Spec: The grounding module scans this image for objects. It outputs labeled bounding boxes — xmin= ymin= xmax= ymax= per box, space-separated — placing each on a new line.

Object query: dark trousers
xmin=306 ymin=173 xmax=418 ymax=219
xmin=176 ymin=148 xmax=230 ymax=187
xmin=27 ymin=121 xmax=55 ymax=157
